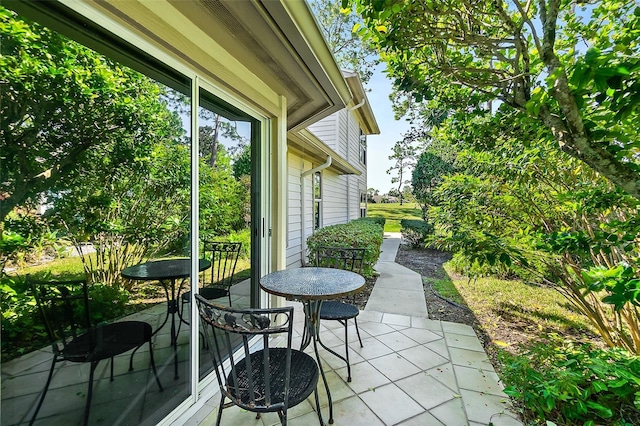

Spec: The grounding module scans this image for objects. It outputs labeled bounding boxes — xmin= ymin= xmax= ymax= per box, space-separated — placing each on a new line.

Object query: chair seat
xmin=319 ymin=301 xmax=359 ymax=321
xmin=62 ymin=321 xmax=152 ymax=362
xmin=182 ymin=287 xmax=228 ymax=302
xmin=226 ymin=348 xmax=318 ymax=411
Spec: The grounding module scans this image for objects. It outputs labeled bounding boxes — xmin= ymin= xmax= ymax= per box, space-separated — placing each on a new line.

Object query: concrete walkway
xmin=365 ymin=233 xmax=427 ymax=317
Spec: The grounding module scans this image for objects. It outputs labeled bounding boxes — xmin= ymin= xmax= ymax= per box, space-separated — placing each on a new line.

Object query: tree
xmin=347 ymin=0 xmax=640 ymax=199
xmin=366 ymin=187 xmax=379 ymax=202
xmin=412 ymin=151 xmax=455 ymax=220
xmin=310 ymin=0 xmax=379 ymax=83
xmin=387 ymin=132 xmax=417 ymax=205
xmin=0 ymin=7 xmax=181 ymax=224
xmin=426 ymin=109 xmax=640 ymax=353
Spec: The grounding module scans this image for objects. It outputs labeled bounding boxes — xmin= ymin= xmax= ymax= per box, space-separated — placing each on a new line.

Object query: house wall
xmin=286 ymin=152 xmax=313 ymax=267
xmin=286 ymin=108 xmax=367 ymax=267
xmin=307 ymin=108 xmax=368 ymax=218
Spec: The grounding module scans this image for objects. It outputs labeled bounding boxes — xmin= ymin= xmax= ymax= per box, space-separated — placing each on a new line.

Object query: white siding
xmin=286 ymin=152 xmax=315 ymax=268
xmin=287 ymin=102 xmax=372 ymax=265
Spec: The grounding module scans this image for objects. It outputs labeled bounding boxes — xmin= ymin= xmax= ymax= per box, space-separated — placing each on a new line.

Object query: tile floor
xmin=183 ymin=302 xmax=522 ymax=426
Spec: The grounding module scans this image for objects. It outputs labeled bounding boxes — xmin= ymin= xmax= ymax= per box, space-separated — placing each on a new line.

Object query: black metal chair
xmin=181 ymin=241 xmax=241 ymax=310
xmin=315 ymin=246 xmax=366 ymax=382
xmin=195 ymin=294 xmax=323 ymax=426
xmin=29 ymin=277 xmax=163 ymax=426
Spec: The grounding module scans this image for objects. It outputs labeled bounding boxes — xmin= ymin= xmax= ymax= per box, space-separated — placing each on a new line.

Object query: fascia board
xmin=288 ymin=130 xmax=361 ymax=176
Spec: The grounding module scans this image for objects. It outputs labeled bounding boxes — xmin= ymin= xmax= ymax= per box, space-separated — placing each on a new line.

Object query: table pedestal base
xmin=301 ymin=300 xmax=334 ymax=424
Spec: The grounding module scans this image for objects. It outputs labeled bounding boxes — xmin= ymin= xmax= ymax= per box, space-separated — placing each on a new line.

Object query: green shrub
xmin=1 ymin=275 xmax=40 ymax=361
xmin=400 ymin=219 xmax=434 ymax=248
xmin=87 ymin=283 xmax=130 ymax=324
xmin=307 ymin=221 xmax=383 ymax=277
xmin=352 ymin=216 xmax=386 ymax=228
xmin=225 ymin=228 xmax=251 ymax=258
xmin=500 ymin=334 xmax=640 ymax=425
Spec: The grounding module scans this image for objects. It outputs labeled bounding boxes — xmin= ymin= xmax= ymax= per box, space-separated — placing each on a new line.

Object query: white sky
xmin=364 ymin=64 xmax=412 ymax=193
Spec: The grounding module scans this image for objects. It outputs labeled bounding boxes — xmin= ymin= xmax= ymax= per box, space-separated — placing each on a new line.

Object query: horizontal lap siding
xmin=287 ymin=152 xmax=305 ymax=267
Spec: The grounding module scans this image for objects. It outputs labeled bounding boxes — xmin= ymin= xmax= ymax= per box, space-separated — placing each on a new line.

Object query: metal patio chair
xmin=315 ymin=246 xmax=366 ymax=382
xmin=28 ymin=276 xmax=163 ymax=426
xmin=181 ymin=241 xmax=241 ymax=310
xmin=195 ymin=294 xmax=323 ymax=426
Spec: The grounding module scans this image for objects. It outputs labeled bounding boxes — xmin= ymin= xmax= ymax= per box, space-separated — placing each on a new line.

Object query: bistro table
xmin=122 ymin=258 xmax=211 ymax=379
xmin=260 ymin=267 xmax=365 ymax=424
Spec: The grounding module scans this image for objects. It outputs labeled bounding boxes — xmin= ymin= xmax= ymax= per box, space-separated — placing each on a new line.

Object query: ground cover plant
xmin=395 ymin=245 xmax=640 ymax=425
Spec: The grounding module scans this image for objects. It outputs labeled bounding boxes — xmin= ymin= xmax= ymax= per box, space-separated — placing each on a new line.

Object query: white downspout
xmin=348 ymin=97 xmax=366 ymax=111
xmin=300 ymin=155 xmax=332 ymax=265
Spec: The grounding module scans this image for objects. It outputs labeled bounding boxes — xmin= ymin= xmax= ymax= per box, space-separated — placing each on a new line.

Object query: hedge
xmin=351 ymin=216 xmax=386 ymax=228
xmin=400 ymin=219 xmax=434 ymax=248
xmin=307 ymin=220 xmax=383 ymax=278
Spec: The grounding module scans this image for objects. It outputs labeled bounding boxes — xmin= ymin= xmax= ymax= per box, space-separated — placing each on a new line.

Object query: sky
xmin=363 ymin=64 xmax=412 ymax=193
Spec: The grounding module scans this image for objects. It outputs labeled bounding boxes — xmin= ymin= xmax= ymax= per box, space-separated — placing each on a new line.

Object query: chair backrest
xmin=203 ymin=241 xmax=242 ymax=288
xmin=29 ymin=276 xmax=93 ymax=358
xmin=315 ymin=246 xmax=365 ymax=274
xmin=195 ymin=294 xmax=294 ymax=412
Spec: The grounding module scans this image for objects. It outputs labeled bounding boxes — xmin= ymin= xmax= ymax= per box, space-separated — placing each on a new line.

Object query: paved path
xmin=365 ymin=232 xmax=428 ymax=317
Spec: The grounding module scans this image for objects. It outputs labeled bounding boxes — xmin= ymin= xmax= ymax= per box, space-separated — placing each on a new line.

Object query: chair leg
xmin=215 ymin=394 xmax=225 ymax=426
xmin=342 ymin=320 xmax=352 ymax=382
xmin=84 ymin=361 xmax=98 ymax=426
xmin=313 ymin=388 xmax=325 ymax=426
xmin=354 ymin=317 xmax=363 ymax=348
xmin=110 ymin=356 xmax=115 ymax=381
xmin=29 ymin=358 xmax=57 ymax=426
xmin=148 ymin=340 xmax=164 ymax=391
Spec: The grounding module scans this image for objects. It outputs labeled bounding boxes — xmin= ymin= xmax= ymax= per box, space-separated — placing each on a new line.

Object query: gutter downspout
xmin=348 ymin=97 xmax=366 ymax=111
xmin=346 ymin=98 xmax=365 ymax=220
xmin=300 ymin=155 xmax=332 ymax=265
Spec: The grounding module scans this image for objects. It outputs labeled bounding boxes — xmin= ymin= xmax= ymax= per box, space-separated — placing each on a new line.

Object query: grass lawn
xmin=367 ymin=202 xmax=423 ymax=232
xmin=434 ymin=266 xmax=596 ymax=349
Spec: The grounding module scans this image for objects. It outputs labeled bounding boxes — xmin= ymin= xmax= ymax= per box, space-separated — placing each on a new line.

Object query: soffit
xmin=78 ymin=0 xmax=349 ymax=129
xmin=288 ymin=130 xmax=361 ymax=176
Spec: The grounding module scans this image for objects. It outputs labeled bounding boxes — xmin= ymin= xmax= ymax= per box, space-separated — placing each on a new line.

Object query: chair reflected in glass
xmin=314 ymin=246 xmax=366 ymax=382
xmin=181 ymin=241 xmax=241 ymax=310
xmin=195 ymin=294 xmax=323 ymax=426
xmin=28 ymin=277 xmax=163 ymax=426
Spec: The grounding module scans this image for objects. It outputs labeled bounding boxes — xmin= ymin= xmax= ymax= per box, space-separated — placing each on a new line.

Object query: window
xmin=313 ymin=171 xmax=322 ymax=229
xmin=359 ymin=131 xmax=367 ymax=165
xmin=360 ymin=191 xmax=367 ymax=217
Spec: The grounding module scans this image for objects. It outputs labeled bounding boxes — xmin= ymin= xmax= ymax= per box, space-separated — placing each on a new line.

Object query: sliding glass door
xmin=1 ymin=3 xmax=268 ymax=425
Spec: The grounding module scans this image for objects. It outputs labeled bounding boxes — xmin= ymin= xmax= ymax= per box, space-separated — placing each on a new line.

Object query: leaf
xmin=585 ymin=47 xmax=601 ymax=64
xmin=375 ymin=25 xmax=387 ymax=33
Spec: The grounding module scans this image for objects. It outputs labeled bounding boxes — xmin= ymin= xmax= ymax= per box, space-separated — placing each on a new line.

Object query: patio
xmin=1 ymin=234 xmax=522 ymax=425
xmin=182 ymin=234 xmax=522 ymax=426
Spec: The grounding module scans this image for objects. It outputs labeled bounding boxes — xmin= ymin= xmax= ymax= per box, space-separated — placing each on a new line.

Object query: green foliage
xmin=386 ymin=136 xmax=416 ymax=204
xmin=583 ymin=264 xmax=640 ymax=311
xmin=1 ymin=275 xmax=39 ymax=361
xmin=310 ymin=0 xmax=379 ymax=84
xmin=400 ymin=219 xmax=434 ymax=248
xmin=86 ymin=283 xmax=130 ymax=324
xmin=351 ymin=216 xmax=386 ymax=228
xmin=501 ymin=335 xmax=640 ymax=425
xmin=348 ymin=0 xmax=640 ymax=199
xmin=0 ymin=6 xmax=184 ymax=222
xmin=306 ymin=221 xmax=383 ymax=278
xmin=419 ymin=109 xmax=640 ymax=353
xmin=411 ymin=151 xmax=455 ymax=220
